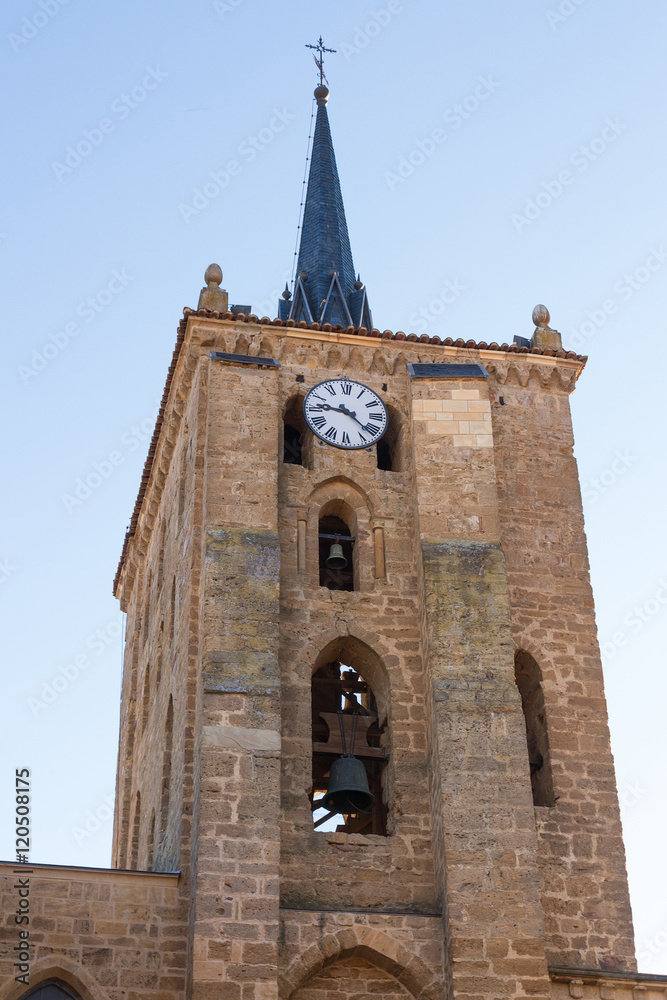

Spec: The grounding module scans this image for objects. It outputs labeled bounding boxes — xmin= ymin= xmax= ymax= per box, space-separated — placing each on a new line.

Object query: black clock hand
xmin=316 ymin=402 xmax=367 ymax=430
xmin=337 ymin=403 xmax=367 ymax=429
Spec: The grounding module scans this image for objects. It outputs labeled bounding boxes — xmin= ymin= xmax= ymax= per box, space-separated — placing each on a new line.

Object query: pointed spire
xmin=280 ymin=85 xmax=372 ymax=329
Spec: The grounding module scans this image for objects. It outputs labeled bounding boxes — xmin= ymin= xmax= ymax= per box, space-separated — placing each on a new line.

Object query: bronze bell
xmin=324 ymin=754 xmax=374 ymax=815
xmin=325 ymin=541 xmax=347 ymax=569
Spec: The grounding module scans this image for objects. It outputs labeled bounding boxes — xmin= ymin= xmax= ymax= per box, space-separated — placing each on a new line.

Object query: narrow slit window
xmin=515 ymin=650 xmax=555 ymax=807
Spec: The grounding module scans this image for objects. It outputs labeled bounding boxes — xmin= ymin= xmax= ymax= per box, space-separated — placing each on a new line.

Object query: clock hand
xmin=316 ymin=402 xmax=356 ymax=419
xmin=314 ymin=402 xmax=371 ymax=434
xmin=337 ymin=402 xmax=370 ymax=429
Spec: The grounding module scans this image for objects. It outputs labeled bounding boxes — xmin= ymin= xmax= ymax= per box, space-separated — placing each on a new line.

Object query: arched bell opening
xmin=376 ymin=403 xmax=404 ymax=472
xmin=514 ymin=649 xmax=555 ymax=807
xmin=310 ymin=655 xmax=389 ymax=836
xmin=283 ymin=395 xmax=307 ymax=466
xmin=318 ymin=514 xmax=355 ymax=591
xmin=318 ymin=498 xmax=359 ymax=591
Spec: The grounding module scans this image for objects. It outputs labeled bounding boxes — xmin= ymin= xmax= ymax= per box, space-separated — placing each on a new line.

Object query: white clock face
xmin=303 ymin=378 xmax=388 ymax=450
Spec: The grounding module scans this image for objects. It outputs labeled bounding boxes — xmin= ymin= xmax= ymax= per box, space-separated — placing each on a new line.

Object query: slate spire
xmin=279 ymin=85 xmax=372 ymax=329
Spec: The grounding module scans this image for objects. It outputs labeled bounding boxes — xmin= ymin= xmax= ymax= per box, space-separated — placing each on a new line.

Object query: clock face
xmin=303 ymin=378 xmax=388 ymax=450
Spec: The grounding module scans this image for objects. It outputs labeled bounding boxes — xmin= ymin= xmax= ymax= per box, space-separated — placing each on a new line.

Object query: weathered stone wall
xmin=277 ymin=383 xmax=440 ymax=913
xmin=105 ymin=313 xmax=640 ymax=1000
xmin=113 ymin=358 xmax=205 ymax=878
xmin=0 ymin=864 xmax=182 ymax=1000
xmin=489 ymin=362 xmax=636 ymax=971
xmin=192 ymin=357 xmax=282 ymax=1000
xmin=409 ymin=368 xmax=551 ymax=999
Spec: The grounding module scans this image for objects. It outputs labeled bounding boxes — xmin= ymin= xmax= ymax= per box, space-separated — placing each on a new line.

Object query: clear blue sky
xmin=1 ymin=0 xmax=665 ymax=972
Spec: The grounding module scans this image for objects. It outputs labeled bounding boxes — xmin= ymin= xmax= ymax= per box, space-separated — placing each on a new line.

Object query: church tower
xmin=110 ymin=75 xmax=637 ymax=1000
xmin=6 ymin=63 xmax=665 ymax=1000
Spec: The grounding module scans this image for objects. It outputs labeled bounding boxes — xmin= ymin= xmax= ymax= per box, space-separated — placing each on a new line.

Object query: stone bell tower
xmin=104 ymin=76 xmax=657 ymax=1000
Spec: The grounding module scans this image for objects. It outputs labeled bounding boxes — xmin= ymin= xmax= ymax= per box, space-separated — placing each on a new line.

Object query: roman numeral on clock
xmin=311 ymin=415 xmax=326 ymax=429
xmin=341 ymin=382 xmax=352 ymax=395
xmin=325 ymin=426 xmax=337 ymax=441
xmin=341 ymin=431 xmax=350 ymax=445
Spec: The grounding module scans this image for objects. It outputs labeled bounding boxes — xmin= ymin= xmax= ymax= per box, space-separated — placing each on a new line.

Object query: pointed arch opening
xmin=290 ymin=950 xmax=419 ymax=1000
xmin=16 ymin=981 xmax=83 ymax=1000
xmin=283 ymin=395 xmax=307 ymax=466
xmin=177 ymin=424 xmax=188 ymax=522
xmin=147 ymin=809 xmax=156 ymax=870
xmin=160 ymin=696 xmax=174 ymax=836
xmin=376 ymin=403 xmax=404 ymax=472
xmin=130 ymin=791 xmax=141 ymax=869
xmin=514 ymin=650 xmax=555 ymax=807
xmin=140 ymin=665 xmax=150 ymax=733
xmin=142 ymin=570 xmax=151 ymax=647
xmin=318 ymin=499 xmax=357 ymax=591
xmin=310 ymin=638 xmax=389 ymax=836
xmin=282 ymin=926 xmax=438 ymax=1000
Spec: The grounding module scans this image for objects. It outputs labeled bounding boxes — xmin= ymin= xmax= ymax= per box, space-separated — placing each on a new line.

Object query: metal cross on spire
xmin=305 ymin=35 xmax=336 ymax=86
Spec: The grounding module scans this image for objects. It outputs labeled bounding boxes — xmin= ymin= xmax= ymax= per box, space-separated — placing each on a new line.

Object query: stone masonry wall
xmin=191 ymin=357 xmax=282 ymax=1000
xmin=113 ymin=358 xmax=205 ymax=879
xmin=0 ymin=864 xmax=182 ymax=1000
xmin=107 ymin=313 xmax=638 ymax=1000
xmin=277 ymin=365 xmax=440 ymax=915
xmin=489 ymin=363 xmax=636 ymax=971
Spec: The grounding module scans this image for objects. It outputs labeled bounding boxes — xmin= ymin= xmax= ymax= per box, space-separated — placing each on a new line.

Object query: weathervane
xmin=305 ymin=35 xmax=336 ymax=86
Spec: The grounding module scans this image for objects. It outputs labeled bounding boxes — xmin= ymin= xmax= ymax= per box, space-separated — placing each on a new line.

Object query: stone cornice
xmin=0 ymin=860 xmax=179 ymax=884
xmin=550 ymin=967 xmax=667 ymax=995
xmin=113 ymin=310 xmax=586 ymax=598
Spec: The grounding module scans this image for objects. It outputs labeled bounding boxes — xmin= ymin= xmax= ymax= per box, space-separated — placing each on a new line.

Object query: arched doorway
xmin=18 ymin=982 xmax=82 ymax=1000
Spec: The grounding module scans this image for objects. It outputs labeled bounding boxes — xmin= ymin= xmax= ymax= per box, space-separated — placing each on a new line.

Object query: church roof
xmin=279 ymin=86 xmax=372 ymax=330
